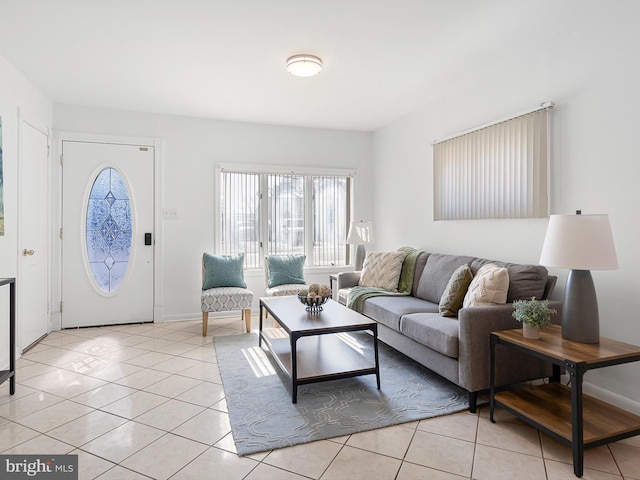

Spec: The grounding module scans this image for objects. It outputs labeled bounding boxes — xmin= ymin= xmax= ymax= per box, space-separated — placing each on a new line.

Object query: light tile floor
xmin=1 ymin=316 xmax=639 ymax=480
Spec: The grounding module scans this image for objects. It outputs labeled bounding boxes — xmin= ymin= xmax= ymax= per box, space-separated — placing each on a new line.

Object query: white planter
xmin=523 ymin=323 xmax=541 ymax=339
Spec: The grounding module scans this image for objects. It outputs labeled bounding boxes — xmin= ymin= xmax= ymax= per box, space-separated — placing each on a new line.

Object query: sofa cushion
xmin=399 ymin=313 xmax=460 ymax=358
xmin=416 ymin=254 xmax=476 ymax=303
xmin=471 ymin=258 xmax=548 ymax=302
xmin=463 ymin=263 xmax=509 ymax=307
xmin=439 ymin=264 xmax=474 ymax=317
xmin=361 ymin=296 xmax=439 ymax=331
xmin=411 ymin=252 xmax=430 ymax=297
xmin=359 ymin=251 xmax=406 ymax=292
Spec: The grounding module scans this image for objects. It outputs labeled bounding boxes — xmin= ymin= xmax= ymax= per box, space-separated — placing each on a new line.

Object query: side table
xmin=490 ymin=325 xmax=640 ymax=478
xmin=0 ymin=278 xmax=16 ymax=395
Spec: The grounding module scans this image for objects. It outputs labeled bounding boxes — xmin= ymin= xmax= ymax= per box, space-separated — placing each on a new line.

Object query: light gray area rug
xmin=213 ymin=332 xmax=469 ymax=456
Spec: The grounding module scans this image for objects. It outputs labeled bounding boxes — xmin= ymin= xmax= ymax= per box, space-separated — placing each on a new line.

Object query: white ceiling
xmin=0 ymin=0 xmax=576 ymax=131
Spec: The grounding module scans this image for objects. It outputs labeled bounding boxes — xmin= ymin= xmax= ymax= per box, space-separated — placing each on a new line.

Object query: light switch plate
xmin=163 ymin=208 xmax=179 ymax=219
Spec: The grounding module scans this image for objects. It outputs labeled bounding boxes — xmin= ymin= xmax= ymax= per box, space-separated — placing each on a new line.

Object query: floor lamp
xmin=347 ymin=221 xmax=374 ymax=271
xmin=539 ymin=211 xmax=618 ymax=343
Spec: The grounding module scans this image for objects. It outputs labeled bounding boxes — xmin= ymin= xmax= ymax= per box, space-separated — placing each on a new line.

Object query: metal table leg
xmin=490 ymin=334 xmax=497 ymax=423
xmin=567 ymin=360 xmax=586 ymax=478
xmin=291 ymin=333 xmax=299 ymax=403
xmin=373 ymin=325 xmax=380 ymax=389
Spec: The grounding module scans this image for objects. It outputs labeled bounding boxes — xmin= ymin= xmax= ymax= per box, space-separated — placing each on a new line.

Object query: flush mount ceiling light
xmin=286 ymin=54 xmax=323 ymax=77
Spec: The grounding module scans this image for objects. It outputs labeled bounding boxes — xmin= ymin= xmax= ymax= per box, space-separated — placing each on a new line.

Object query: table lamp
xmin=539 ymin=211 xmax=618 ymax=343
xmin=346 ymin=221 xmax=374 ymax=271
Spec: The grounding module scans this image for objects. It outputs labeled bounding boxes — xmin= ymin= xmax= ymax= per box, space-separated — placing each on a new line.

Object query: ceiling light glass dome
xmin=286 ymin=54 xmax=323 ymax=77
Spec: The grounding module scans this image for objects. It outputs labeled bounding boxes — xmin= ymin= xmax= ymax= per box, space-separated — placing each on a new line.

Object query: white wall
xmin=372 ymin=4 xmax=640 ymax=408
xmin=53 ymin=105 xmax=373 ymax=322
xmin=0 ymin=53 xmax=52 ymax=369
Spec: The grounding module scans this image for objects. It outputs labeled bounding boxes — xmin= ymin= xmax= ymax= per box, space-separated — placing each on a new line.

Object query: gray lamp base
xmin=354 ymin=245 xmax=366 ymax=271
xmin=562 ymin=269 xmax=600 ymax=344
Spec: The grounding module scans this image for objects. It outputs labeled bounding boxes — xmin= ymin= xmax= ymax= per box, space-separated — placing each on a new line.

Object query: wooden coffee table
xmin=259 ymin=296 xmax=380 ymax=403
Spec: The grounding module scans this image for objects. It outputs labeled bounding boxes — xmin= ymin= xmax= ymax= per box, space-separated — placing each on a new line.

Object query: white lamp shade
xmin=346 ymin=221 xmax=374 ymax=245
xmin=287 ymin=54 xmax=322 ymax=77
xmin=539 ymin=214 xmax=618 ymax=270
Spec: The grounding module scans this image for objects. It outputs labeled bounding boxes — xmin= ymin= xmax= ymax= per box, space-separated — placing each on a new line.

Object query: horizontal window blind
xmin=433 ymin=106 xmax=551 ymax=220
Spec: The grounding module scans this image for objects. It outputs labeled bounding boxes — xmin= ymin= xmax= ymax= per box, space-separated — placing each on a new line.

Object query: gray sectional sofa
xmin=336 ymin=252 xmax=562 ymax=411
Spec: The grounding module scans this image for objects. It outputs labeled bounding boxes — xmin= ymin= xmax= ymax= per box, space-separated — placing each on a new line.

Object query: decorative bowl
xmin=297 ymin=294 xmax=330 ymax=312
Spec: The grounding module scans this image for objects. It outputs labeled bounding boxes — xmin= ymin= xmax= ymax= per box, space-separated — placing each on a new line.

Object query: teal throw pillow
xmin=266 ymin=255 xmax=306 ymax=288
xmin=202 ymin=253 xmax=247 ymax=290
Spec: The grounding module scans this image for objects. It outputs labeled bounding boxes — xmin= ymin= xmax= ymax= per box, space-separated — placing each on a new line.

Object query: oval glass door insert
xmin=86 ymin=167 xmax=132 ymax=293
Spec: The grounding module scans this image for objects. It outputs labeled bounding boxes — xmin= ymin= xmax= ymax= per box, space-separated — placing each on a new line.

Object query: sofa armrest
xmin=336 ymin=271 xmax=361 ymax=290
xmin=457 ymin=300 xmax=562 ymax=393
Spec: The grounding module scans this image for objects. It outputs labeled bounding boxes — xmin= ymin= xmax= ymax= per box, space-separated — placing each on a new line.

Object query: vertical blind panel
xmin=267 ymin=174 xmax=305 ymax=256
xmin=434 ymin=108 xmax=550 ymax=220
xmin=220 ymin=170 xmax=350 ymax=268
xmin=313 ymin=176 xmax=348 ymax=266
xmin=220 ymin=172 xmax=260 ymax=267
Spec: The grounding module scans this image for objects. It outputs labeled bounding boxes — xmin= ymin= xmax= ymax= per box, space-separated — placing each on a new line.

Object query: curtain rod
xmin=431 ymin=101 xmax=555 ymax=146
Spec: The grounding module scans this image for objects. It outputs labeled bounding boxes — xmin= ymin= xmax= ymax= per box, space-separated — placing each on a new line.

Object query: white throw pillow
xmin=359 ymin=251 xmax=406 ymax=292
xmin=463 ymin=263 xmax=509 ymax=307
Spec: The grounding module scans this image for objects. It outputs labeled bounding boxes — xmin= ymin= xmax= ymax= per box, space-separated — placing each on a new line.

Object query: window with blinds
xmin=219 ymin=169 xmax=350 ymax=268
xmin=433 ymin=104 xmax=552 ymax=220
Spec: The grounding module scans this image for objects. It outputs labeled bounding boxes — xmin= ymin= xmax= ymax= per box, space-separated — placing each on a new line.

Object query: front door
xmin=61 ymin=140 xmax=154 ymax=328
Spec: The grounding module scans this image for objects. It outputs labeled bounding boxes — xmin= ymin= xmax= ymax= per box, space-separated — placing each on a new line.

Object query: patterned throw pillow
xmin=202 ymin=253 xmax=247 ymax=290
xmin=462 ymin=263 xmax=509 ymax=308
xmin=359 ymin=251 xmax=406 ymax=292
xmin=439 ymin=264 xmax=474 ymax=317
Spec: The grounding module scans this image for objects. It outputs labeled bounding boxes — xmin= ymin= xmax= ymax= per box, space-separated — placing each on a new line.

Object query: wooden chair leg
xmin=243 ymin=308 xmax=251 ymax=333
xmin=202 ymin=311 xmax=208 ymax=336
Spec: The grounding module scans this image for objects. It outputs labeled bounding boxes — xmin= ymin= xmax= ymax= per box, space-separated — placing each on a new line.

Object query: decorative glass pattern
xmin=86 ymin=168 xmax=132 ymax=293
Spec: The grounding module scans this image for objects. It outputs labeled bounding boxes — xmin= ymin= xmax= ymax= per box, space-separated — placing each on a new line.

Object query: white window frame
xmin=215 ymin=163 xmax=356 ymax=269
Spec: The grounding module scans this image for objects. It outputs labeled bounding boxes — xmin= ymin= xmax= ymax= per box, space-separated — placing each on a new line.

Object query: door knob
xmin=22 ymin=249 xmax=35 ymax=256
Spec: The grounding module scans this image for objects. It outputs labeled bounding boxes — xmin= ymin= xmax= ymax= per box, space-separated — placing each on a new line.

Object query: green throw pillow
xmin=439 ymin=264 xmax=474 ymax=317
xmin=202 ymin=253 xmax=247 ymax=290
xmin=266 ymin=255 xmax=306 ymax=288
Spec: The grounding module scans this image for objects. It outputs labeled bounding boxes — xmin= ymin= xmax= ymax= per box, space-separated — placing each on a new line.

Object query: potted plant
xmin=512 ymin=297 xmax=557 ymax=339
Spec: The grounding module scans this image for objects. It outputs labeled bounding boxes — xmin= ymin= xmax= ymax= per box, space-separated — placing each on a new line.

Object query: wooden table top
xmin=493 ymin=325 xmax=640 ymax=364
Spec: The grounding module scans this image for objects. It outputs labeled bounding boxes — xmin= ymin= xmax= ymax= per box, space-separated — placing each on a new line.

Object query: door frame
xmin=17 ymin=109 xmax=51 ymax=352
xmin=52 ymin=132 xmax=164 ymax=330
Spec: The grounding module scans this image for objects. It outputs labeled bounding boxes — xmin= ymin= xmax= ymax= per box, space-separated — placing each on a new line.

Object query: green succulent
xmin=512 ymin=297 xmax=557 ymax=328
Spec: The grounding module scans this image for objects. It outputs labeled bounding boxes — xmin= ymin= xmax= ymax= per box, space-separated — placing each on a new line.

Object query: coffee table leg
xmin=258 ymin=302 xmax=263 ymax=346
xmin=373 ymin=326 xmax=380 ymax=389
xmin=291 ymin=334 xmax=298 ymax=403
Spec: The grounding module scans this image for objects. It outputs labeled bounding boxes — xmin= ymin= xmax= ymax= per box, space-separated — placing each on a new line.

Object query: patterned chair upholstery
xmin=201 ymin=254 xmax=254 ymax=336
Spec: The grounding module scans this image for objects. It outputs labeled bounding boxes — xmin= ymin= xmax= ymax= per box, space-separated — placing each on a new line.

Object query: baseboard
xmin=160 ymin=313 xmax=201 ymax=323
xmin=161 ymin=309 xmax=257 ymax=323
xmin=584 ymin=381 xmax=640 ymax=415
xmin=562 ymin=374 xmax=640 ymax=415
